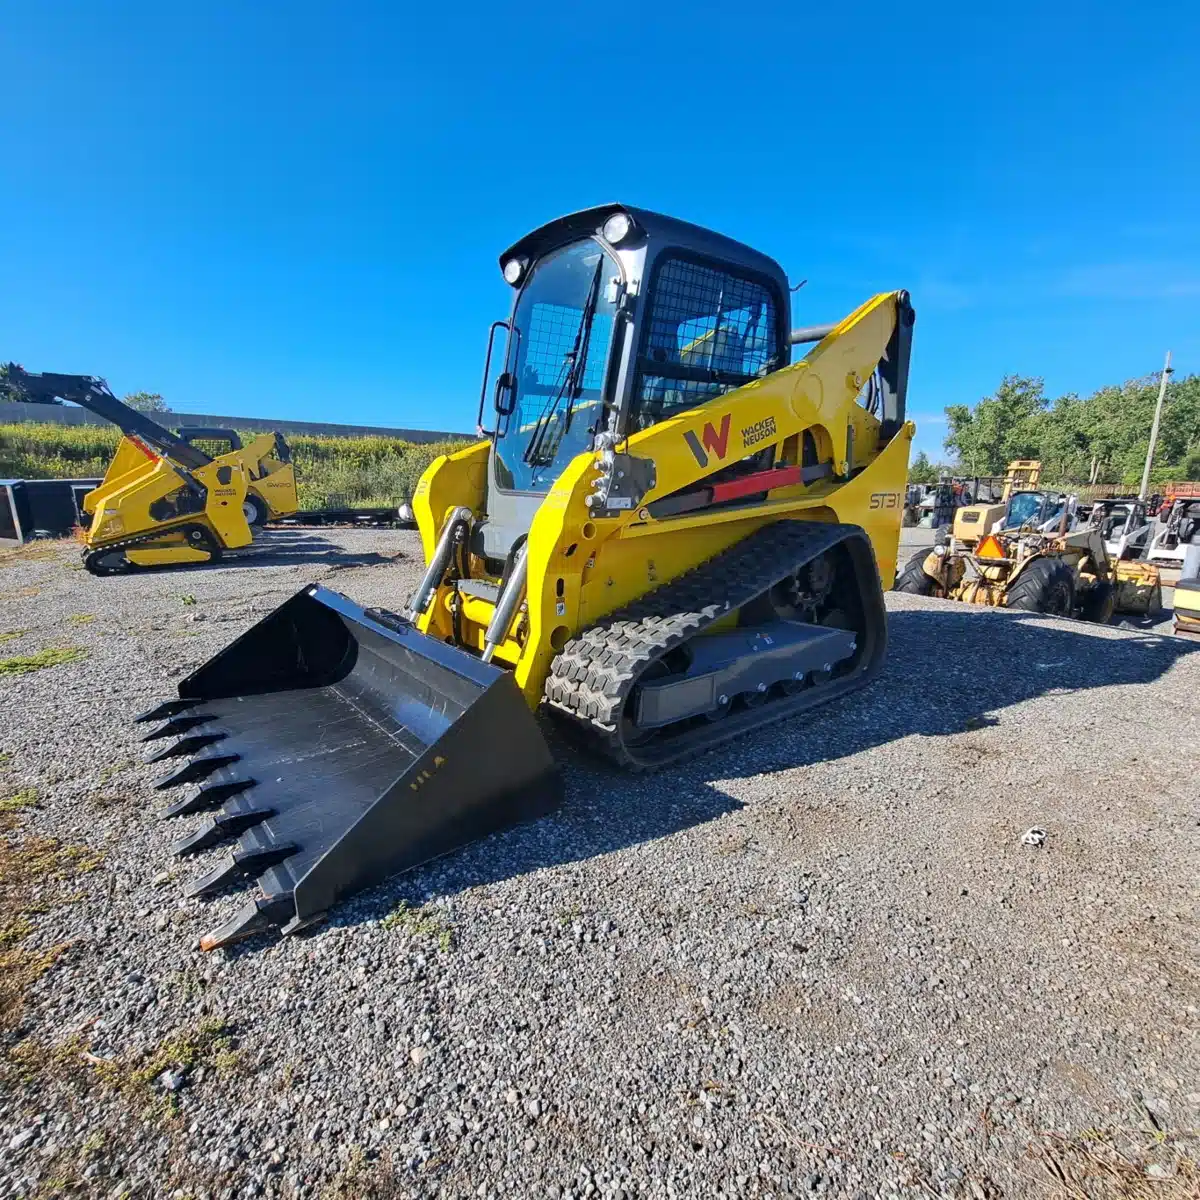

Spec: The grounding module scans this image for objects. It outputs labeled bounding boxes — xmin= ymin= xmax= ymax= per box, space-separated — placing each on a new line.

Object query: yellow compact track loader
xmin=6 ymin=368 xmax=297 ymax=574
xmin=135 ymin=205 xmax=917 ymax=949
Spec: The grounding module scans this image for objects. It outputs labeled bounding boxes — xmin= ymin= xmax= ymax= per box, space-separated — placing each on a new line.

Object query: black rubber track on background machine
xmin=544 ymin=521 xmax=887 ymax=770
xmin=83 ymin=521 xmax=222 ymax=575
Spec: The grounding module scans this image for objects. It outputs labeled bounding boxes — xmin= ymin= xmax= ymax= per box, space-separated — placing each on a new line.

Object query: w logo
xmin=683 ymin=414 xmax=731 ymax=468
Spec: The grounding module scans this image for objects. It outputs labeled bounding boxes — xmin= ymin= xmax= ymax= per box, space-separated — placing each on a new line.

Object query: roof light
xmin=502 ymin=257 xmax=527 ymax=286
xmin=601 ymin=212 xmax=634 ymax=245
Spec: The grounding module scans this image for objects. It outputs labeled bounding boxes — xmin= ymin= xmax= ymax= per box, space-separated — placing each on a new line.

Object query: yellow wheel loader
xmin=895 ymin=482 xmax=1159 ymax=618
xmin=5 ymin=368 xmax=297 ymax=574
xmin=135 ymin=205 xmax=917 ymax=949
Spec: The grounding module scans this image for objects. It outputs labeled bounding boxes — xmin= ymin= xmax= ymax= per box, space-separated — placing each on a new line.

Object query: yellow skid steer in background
xmin=5 ymin=368 xmax=297 ymax=574
xmin=135 ymin=205 xmax=917 ymax=949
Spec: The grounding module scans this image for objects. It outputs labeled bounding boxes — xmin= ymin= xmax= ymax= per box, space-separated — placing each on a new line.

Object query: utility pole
xmin=1139 ymin=351 xmax=1173 ymax=500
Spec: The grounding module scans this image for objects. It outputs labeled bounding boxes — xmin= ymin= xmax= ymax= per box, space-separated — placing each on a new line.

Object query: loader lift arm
xmin=3 ymin=366 xmax=211 ymax=471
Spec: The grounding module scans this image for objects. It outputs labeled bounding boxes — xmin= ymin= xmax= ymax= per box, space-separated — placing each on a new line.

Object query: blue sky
xmin=3 ymin=1 xmax=1198 ymax=458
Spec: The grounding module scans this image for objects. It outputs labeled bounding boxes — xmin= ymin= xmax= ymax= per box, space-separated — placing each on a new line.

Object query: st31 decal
xmin=683 ymin=414 xmax=731 ymax=468
xmin=869 ymin=492 xmax=901 ymax=510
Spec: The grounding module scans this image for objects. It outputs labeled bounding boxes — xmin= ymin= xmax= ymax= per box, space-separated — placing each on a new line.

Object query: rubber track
xmin=82 ymin=521 xmax=219 ymax=576
xmin=545 ymin=520 xmax=874 ymax=770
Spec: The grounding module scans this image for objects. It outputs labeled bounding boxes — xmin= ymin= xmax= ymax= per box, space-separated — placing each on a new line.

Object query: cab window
xmin=631 ymin=256 xmax=781 ymax=431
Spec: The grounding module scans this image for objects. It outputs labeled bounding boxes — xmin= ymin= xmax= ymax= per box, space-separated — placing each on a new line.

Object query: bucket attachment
xmin=136 ymin=585 xmax=562 ymax=950
xmin=1114 ymin=561 xmax=1162 ymax=616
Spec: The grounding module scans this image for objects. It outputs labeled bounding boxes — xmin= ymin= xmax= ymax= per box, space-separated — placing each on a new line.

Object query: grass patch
xmin=0 ymin=543 xmax=61 ymax=568
xmin=380 ymin=900 xmax=454 ymax=952
xmin=321 ymin=1146 xmax=404 ymax=1199
xmin=0 ymin=788 xmax=38 ymax=812
xmin=97 ymin=759 xmax=132 ymax=785
xmin=0 ymin=630 xmax=25 ymax=643
xmin=0 ymin=819 xmax=102 ymax=1033
xmin=67 ymin=613 xmax=94 ymax=625
xmin=180 ymin=594 xmax=196 ymax=607
xmin=715 ymin=831 xmax=752 ymax=856
xmin=0 ymin=420 xmax=469 ymax=510
xmin=1032 ymin=1126 xmax=1200 ymax=1197
xmin=0 ymin=647 xmax=86 ymax=676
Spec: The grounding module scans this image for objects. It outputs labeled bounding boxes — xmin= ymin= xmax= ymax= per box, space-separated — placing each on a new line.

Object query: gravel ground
xmin=1 ymin=527 xmax=1197 ymax=1199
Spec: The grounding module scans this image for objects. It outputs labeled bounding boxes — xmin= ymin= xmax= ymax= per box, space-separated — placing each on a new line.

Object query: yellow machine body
xmin=85 ymin=431 xmax=298 ymax=524
xmin=81 ymin=428 xmax=297 ymax=570
xmin=413 ymin=291 xmax=915 ymax=709
xmin=239 ymin=432 xmax=299 ymax=520
xmin=84 ymin=443 xmax=254 ymax=567
xmin=134 ymin=208 xmax=918 ymax=950
xmin=1175 ymin=579 xmax=1200 ymax=638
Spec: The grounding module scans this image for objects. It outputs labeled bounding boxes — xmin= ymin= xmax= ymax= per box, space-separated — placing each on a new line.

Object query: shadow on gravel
xmin=133 ymin=529 xmax=407 ymax=572
xmin=332 ymin=608 xmax=1195 ymax=918
xmin=211 ymin=605 xmax=1197 ymax=951
xmin=678 ymin=605 xmax=1200 ymax=781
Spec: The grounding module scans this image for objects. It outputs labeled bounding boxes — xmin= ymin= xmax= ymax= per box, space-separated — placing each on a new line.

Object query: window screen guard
xmin=632 ymin=256 xmax=781 ymax=431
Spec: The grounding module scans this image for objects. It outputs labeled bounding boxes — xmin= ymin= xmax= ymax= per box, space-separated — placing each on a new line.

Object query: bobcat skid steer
xmin=136 ymin=205 xmax=917 ymax=949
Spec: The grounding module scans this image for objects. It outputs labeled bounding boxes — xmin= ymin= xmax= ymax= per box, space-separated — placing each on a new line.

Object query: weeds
xmin=1031 ymin=1125 xmax=1200 ymax=1198
xmin=0 ymin=820 xmax=100 ymax=1031
xmin=124 ymin=1017 xmax=240 ymax=1091
xmin=0 ymin=629 xmax=25 ymax=643
xmin=0 ymin=421 xmax=468 ymax=509
xmin=180 ymin=594 xmax=196 ymax=607
xmin=0 ymin=543 xmax=60 ymax=568
xmin=67 ymin=613 xmax=94 ymax=625
xmin=0 ymin=647 xmax=86 ymax=676
xmin=97 ymin=760 xmax=132 ymax=785
xmin=380 ymin=900 xmax=454 ymax=952
xmin=321 ymin=1146 xmax=403 ymax=1199
xmin=715 ymin=831 xmax=752 ymax=856
xmin=0 ymin=787 xmax=39 ymax=812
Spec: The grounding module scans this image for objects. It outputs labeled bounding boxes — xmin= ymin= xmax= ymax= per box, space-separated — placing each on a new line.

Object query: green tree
xmin=944 ymin=375 xmax=1047 ymax=475
xmin=124 ymin=391 xmax=167 ymax=413
xmin=908 ymin=451 xmax=939 ymax=484
xmin=943 ymin=370 xmax=1200 ymax=487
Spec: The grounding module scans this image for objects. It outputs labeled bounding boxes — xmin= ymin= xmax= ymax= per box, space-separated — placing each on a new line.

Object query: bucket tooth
xmin=153 ymin=753 xmax=240 ymax=791
xmin=199 ymin=896 xmax=295 ymax=952
xmin=162 ymin=778 xmax=256 ymax=819
xmin=143 ymin=732 xmax=227 ymax=765
xmin=135 ymin=698 xmax=202 ymax=724
xmin=140 ymin=713 xmax=213 ymax=742
xmin=145 ymin=583 xmax=563 ymax=944
xmin=172 ymin=806 xmax=275 ymax=857
xmin=186 ymin=843 xmax=299 ymax=898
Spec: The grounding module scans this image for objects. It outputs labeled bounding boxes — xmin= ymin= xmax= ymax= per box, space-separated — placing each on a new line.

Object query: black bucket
xmin=136 ymin=585 xmax=562 ymax=949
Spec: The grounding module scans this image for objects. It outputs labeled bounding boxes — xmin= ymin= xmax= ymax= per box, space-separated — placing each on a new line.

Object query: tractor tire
xmin=1079 ymin=579 xmax=1116 ymax=624
xmin=243 ymin=494 xmax=269 ymax=528
xmin=1004 ymin=557 xmax=1075 ymax=617
xmin=894 ymin=550 xmax=938 ymax=596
